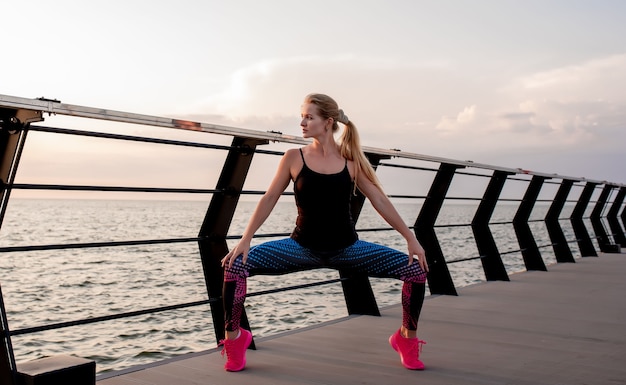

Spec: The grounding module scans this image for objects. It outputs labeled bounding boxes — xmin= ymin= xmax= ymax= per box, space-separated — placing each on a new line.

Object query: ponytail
xmin=339 ymin=121 xmax=383 ymax=194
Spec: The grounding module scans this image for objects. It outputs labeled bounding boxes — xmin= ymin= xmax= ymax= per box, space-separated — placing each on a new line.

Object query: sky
xmin=2 ymin=0 xmax=626 ymax=196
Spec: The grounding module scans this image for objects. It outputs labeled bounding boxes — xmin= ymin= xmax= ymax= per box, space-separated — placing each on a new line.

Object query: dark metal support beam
xmin=197 ymin=136 xmax=268 ymax=347
xmin=622 ymin=195 xmax=626 ymax=229
xmin=0 ymin=108 xmax=37 ymax=232
xmin=0 ymin=107 xmax=38 ymax=385
xmin=415 ymin=163 xmax=464 ymax=296
xmin=338 ymin=153 xmax=390 ymax=316
xmin=545 ymin=179 xmax=576 ymax=262
xmin=0 ymin=284 xmax=17 ymax=385
xmin=570 ymin=182 xmax=598 ymax=257
xmin=590 ymin=184 xmax=618 ymax=252
xmin=513 ymin=176 xmax=548 ymax=271
xmin=607 ymin=187 xmax=626 ymax=247
xmin=471 ymin=170 xmax=512 ymax=281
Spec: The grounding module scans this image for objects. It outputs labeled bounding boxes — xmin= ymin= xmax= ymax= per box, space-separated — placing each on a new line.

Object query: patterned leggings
xmin=223 ymin=238 xmax=427 ymax=332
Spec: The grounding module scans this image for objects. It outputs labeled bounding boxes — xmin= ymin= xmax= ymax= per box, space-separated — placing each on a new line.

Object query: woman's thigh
xmin=328 ymin=240 xmax=427 ymax=283
xmin=243 ymin=238 xmax=326 ymax=276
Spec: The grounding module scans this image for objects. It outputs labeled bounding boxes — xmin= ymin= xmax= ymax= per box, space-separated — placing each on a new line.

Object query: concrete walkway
xmin=98 ymin=252 xmax=626 ymax=385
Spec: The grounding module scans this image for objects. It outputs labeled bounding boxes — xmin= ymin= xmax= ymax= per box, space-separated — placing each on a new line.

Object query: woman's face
xmin=300 ymin=103 xmax=331 ymax=139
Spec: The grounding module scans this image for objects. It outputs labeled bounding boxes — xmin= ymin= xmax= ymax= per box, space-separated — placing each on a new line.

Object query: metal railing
xmin=1 ymin=94 xmax=625 ymax=381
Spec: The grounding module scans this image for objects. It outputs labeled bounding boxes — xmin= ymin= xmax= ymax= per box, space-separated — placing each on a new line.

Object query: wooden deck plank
xmin=98 ymin=253 xmax=626 ymax=385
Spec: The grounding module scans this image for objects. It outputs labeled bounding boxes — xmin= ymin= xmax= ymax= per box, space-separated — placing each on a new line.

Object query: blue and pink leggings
xmin=223 ymin=238 xmax=427 ymax=332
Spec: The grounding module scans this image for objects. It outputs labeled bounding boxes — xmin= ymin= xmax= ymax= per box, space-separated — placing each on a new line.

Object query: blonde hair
xmin=304 ymin=93 xmax=382 ymax=193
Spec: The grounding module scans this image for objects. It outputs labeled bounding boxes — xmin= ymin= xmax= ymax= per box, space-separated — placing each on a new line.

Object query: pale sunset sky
xmin=2 ymin=0 xmax=625 ymax=193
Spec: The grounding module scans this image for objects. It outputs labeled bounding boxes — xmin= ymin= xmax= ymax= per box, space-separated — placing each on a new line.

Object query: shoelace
xmin=408 ymin=339 xmax=427 ymax=356
xmin=219 ymin=339 xmax=228 ymax=358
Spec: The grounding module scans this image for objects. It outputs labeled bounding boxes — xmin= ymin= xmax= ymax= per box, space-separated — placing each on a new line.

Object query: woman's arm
xmin=356 ymin=173 xmax=428 ymax=272
xmin=221 ymin=149 xmax=298 ymax=267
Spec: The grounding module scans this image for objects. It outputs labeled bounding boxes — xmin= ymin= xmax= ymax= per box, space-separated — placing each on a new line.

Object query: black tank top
xmin=290 ymin=149 xmax=358 ymax=251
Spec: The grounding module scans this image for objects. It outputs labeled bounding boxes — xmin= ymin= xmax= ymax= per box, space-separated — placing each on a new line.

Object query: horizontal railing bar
xmin=6 ymin=223 xmax=484 ymax=252
xmin=28 ymin=125 xmax=285 ymax=157
xmin=434 ymin=223 xmax=471 ymax=228
xmin=9 ymin=298 xmax=217 ymax=336
xmin=500 ymin=248 xmax=526 ymax=255
xmin=10 ymin=278 xmax=346 ymax=336
xmin=455 ymin=170 xmax=494 ymax=178
xmin=8 ymin=219 xmax=573 ymax=255
xmin=386 ymin=194 xmax=428 ymax=199
xmin=445 ymin=197 xmax=484 ymax=201
xmin=378 ymin=163 xmax=439 ymax=172
xmin=3 ymin=93 xmax=615 ymax=184
xmin=1 ymin=232 xmax=301 ymax=253
xmin=447 ymin=255 xmax=485 ymax=264
xmin=0 ymin=237 xmax=202 ymax=253
xmin=8 ymin=183 xmax=274 ymax=196
xmin=488 ymin=221 xmax=514 ymax=225
xmin=245 ymin=278 xmax=345 ymax=298
xmin=10 ymin=184 xmax=222 ymax=194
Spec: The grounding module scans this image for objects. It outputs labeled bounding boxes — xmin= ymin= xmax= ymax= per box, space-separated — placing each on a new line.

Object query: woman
xmin=220 ymin=93 xmax=429 ymax=372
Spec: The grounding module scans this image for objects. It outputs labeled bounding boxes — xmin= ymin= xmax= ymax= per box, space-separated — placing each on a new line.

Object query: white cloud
xmin=189 ymin=55 xmax=455 ymax=119
xmin=519 ymin=54 xmax=626 ymax=102
xmin=436 ymin=105 xmax=478 ymax=133
xmin=417 ymin=54 xmax=626 ymax=157
xmin=495 ymin=55 xmax=626 ymax=148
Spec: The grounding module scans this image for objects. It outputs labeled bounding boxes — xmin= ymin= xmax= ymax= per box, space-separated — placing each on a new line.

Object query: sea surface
xmin=0 ymin=198 xmax=585 ymax=374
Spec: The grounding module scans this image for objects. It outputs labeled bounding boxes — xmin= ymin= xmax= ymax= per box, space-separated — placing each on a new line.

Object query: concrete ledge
xmin=17 ymin=355 xmax=95 ymax=385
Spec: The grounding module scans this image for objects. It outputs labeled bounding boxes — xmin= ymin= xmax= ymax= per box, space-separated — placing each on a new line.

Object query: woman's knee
xmin=223 ymin=257 xmax=249 ymax=281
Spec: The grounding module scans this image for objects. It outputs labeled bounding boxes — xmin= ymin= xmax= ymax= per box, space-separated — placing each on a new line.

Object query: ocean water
xmin=0 ymin=198 xmax=586 ymax=374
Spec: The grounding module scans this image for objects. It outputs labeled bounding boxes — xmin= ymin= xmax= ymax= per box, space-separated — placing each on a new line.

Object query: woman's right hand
xmin=221 ymin=238 xmax=251 ymax=268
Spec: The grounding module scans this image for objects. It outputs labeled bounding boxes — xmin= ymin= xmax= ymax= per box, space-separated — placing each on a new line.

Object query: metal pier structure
xmin=0 ymin=94 xmax=624 ymax=384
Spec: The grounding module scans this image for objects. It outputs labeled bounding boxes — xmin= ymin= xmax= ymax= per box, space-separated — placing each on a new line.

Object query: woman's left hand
xmin=408 ymin=238 xmax=428 ymax=272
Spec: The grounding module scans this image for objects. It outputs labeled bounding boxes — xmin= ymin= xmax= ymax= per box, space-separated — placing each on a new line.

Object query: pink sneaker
xmin=220 ymin=328 xmax=253 ymax=372
xmin=389 ymin=329 xmax=426 ymax=370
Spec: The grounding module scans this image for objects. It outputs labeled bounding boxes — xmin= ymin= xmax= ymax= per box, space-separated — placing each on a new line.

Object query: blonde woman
xmin=220 ymin=93 xmax=429 ymax=372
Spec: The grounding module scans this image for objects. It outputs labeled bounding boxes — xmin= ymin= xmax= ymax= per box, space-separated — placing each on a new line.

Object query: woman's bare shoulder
xmin=282 ymin=147 xmax=305 ymax=176
xmin=283 ymin=147 xmax=304 ymax=163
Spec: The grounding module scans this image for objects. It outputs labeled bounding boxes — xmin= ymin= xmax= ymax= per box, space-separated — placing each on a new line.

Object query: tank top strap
xmin=299 ymin=148 xmax=306 ymax=165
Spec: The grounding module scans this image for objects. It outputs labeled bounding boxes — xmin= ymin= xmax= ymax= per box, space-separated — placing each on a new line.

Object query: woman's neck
xmin=310 ymin=138 xmax=339 ymax=158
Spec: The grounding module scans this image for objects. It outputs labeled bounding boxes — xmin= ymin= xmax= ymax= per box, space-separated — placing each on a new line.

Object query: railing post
xmin=590 ymin=184 xmax=619 ymax=252
xmin=513 ymin=175 xmax=548 ymax=271
xmin=607 ymin=187 xmax=626 ymax=248
xmin=337 ymin=153 xmax=390 ymax=316
xmin=545 ymin=179 xmax=576 ymax=262
xmin=415 ymin=163 xmax=463 ymax=296
xmin=622 ymin=192 xmax=626 ymax=229
xmin=570 ymin=182 xmax=598 ymax=257
xmin=471 ymin=170 xmax=512 ymax=281
xmin=197 ymin=136 xmax=268 ymax=346
xmin=0 ymin=284 xmax=17 ymax=385
xmin=0 ymin=108 xmax=38 ymax=232
xmin=0 ymin=108 xmax=37 ymax=385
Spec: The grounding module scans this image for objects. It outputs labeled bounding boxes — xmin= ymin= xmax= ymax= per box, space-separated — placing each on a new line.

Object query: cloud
xmin=519 ymin=54 xmax=626 ymax=102
xmin=496 ymin=55 xmax=626 ymax=149
xmin=421 ymin=54 xmax=626 ymax=155
xmin=189 ymin=55 xmax=456 ymax=121
xmin=436 ymin=105 xmax=478 ymax=134
xmin=173 ymin=53 xmax=625 ymax=183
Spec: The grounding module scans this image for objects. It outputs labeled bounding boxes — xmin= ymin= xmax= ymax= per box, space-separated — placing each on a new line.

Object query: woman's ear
xmin=326 ymin=117 xmax=334 ymax=130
